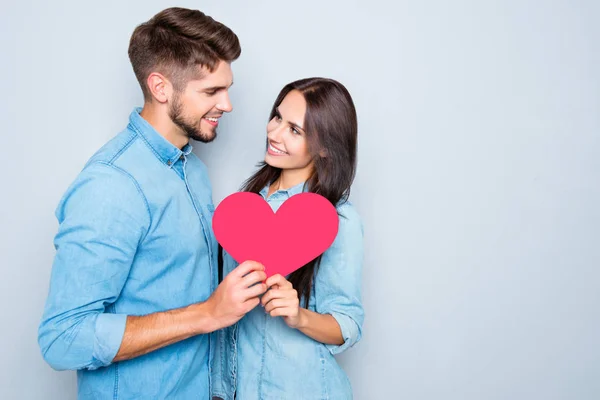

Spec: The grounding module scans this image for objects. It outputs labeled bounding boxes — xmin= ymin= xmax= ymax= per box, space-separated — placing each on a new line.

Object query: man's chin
xmin=189 ymin=130 xmax=217 ymax=144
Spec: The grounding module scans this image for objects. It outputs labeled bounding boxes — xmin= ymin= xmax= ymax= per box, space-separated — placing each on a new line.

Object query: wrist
xmin=295 ymin=308 xmax=309 ymax=330
xmin=187 ymin=301 xmax=220 ymax=335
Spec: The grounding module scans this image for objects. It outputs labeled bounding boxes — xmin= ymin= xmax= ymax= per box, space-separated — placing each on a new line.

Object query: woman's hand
xmin=261 ymin=274 xmax=304 ymax=329
xmin=261 ymin=274 xmax=344 ymax=345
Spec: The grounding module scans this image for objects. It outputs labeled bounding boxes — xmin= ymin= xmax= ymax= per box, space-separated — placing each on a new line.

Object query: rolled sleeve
xmin=327 ymin=311 xmax=361 ymax=354
xmin=315 ymin=202 xmax=365 ymax=355
xmin=38 ymin=162 xmax=150 ymax=371
xmin=93 ymin=313 xmax=128 ymax=367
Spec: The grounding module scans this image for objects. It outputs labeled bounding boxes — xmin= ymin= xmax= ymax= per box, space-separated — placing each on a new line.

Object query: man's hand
xmin=112 ymin=261 xmax=267 ymax=363
xmin=205 ymin=260 xmax=267 ymax=330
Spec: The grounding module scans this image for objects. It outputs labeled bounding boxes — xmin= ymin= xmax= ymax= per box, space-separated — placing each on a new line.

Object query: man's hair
xmin=128 ymin=7 xmax=241 ymax=101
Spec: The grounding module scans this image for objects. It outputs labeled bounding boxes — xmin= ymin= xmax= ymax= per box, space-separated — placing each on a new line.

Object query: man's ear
xmin=146 ymin=72 xmax=172 ymax=104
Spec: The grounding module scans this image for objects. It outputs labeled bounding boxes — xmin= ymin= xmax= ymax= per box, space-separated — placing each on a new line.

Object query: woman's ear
xmin=319 ymin=149 xmax=328 ymax=158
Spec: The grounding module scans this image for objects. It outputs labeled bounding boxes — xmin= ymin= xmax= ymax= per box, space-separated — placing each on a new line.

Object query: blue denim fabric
xmin=212 ymin=183 xmax=364 ymax=400
xmin=38 ymin=108 xmax=219 ymax=399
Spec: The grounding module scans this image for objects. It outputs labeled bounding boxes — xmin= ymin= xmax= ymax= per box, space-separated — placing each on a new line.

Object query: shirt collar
xmin=128 ymin=107 xmax=193 ymax=168
xmin=259 ymin=180 xmax=308 ymax=200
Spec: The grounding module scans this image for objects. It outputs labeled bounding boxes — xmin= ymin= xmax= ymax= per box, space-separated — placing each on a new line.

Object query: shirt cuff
xmin=325 ymin=312 xmax=360 ymax=355
xmin=91 ymin=313 xmax=127 ymax=369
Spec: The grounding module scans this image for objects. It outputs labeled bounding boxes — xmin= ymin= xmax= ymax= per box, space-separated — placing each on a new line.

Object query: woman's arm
xmin=261 ymin=275 xmax=344 ymax=345
xmin=262 ymin=202 xmax=364 ymax=350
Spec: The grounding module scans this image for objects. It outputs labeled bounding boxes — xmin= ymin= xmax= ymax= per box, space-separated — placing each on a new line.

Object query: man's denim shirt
xmin=211 ymin=183 xmax=365 ymax=400
xmin=38 ymin=108 xmax=219 ymax=399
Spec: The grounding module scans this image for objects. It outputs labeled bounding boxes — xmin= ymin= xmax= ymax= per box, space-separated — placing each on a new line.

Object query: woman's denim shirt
xmin=211 ymin=182 xmax=364 ymax=400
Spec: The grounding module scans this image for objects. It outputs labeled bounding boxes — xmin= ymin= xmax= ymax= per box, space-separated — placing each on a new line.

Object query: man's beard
xmin=168 ymin=93 xmax=217 ymax=144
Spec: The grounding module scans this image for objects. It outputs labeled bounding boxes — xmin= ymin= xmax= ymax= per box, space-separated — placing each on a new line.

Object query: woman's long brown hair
xmin=220 ymin=77 xmax=358 ymax=307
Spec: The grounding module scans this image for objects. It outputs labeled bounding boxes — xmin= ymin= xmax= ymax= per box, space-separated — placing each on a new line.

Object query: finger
xmin=265 ymin=297 xmax=297 ymax=314
xmin=260 ymin=288 xmax=283 ymax=306
xmin=279 ymin=276 xmax=293 ymax=289
xmin=262 ymin=284 xmax=279 ymax=300
xmin=243 ymin=297 xmax=260 ymax=313
xmin=264 ymin=298 xmax=283 ymax=313
xmin=243 ymin=282 xmax=267 ymax=300
xmin=265 ymin=274 xmax=284 ymax=288
xmin=270 ymin=307 xmax=297 ymax=318
xmin=231 ymin=260 xmax=265 ymax=279
xmin=240 ymin=270 xmax=267 ymax=288
xmin=261 ymin=289 xmax=293 ymax=307
xmin=267 ymin=274 xmax=294 ymax=290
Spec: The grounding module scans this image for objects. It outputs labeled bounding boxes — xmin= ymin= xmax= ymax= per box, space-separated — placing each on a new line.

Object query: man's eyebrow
xmin=202 ymin=81 xmax=234 ymax=91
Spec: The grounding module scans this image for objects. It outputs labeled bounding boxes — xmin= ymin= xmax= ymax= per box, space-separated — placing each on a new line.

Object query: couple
xmin=38 ymin=7 xmax=364 ymax=400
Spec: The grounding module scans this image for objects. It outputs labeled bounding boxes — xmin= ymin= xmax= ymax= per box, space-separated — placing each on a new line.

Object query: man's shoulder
xmin=81 ymin=126 xmax=159 ymax=186
xmin=57 ymin=128 xmax=147 ymax=210
xmin=55 ymin=158 xmax=150 ymax=224
xmin=86 ymin=128 xmax=139 ymax=167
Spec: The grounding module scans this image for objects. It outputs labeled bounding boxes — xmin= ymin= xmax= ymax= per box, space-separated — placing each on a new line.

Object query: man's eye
xmin=206 ymin=91 xmax=217 ymax=96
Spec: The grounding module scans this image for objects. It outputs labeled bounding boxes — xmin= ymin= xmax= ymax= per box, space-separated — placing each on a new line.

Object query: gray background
xmin=1 ymin=1 xmax=599 ymax=399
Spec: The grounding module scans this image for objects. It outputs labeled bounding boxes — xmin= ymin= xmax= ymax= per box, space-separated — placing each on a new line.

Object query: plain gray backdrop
xmin=1 ymin=1 xmax=599 ymax=399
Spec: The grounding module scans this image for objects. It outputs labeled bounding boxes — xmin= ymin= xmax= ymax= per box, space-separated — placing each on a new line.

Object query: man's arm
xmin=113 ymin=261 xmax=266 ymax=362
xmin=38 ymin=164 xmax=267 ymax=369
xmin=38 ymin=164 xmax=150 ymax=370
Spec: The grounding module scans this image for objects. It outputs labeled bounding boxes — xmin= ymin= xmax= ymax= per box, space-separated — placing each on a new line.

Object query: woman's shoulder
xmin=320 ymin=199 xmax=364 ymax=262
xmin=335 ymin=199 xmax=360 ymax=221
xmin=334 ymin=199 xmax=363 ymax=236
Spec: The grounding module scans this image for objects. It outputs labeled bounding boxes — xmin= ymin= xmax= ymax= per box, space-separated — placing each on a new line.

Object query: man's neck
xmin=140 ymin=103 xmax=189 ymax=150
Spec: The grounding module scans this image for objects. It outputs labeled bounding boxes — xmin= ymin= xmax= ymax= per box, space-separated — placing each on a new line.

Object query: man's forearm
xmin=112 ymin=260 xmax=267 ymax=363
xmin=113 ymin=302 xmax=217 ymax=362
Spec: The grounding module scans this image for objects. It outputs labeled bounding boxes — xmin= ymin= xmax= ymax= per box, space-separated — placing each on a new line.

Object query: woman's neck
xmin=268 ymin=169 xmax=310 ymax=197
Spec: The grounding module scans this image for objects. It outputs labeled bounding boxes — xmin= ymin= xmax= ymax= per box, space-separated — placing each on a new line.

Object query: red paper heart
xmin=213 ymin=192 xmax=339 ymax=278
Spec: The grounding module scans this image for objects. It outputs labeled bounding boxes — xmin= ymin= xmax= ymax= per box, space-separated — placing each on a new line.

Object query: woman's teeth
xmin=269 ymin=143 xmax=287 ymax=155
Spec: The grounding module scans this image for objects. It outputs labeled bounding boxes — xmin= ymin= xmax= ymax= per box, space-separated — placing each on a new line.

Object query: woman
xmin=212 ymin=77 xmax=364 ymax=400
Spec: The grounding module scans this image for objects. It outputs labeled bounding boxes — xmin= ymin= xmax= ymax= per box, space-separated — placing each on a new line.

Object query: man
xmin=38 ymin=7 xmax=266 ymax=399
